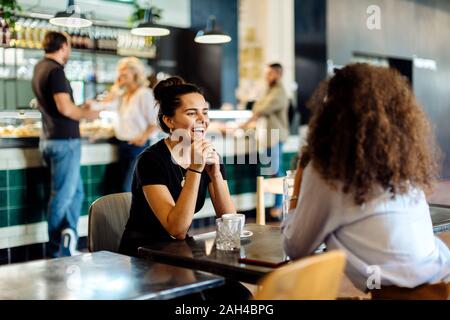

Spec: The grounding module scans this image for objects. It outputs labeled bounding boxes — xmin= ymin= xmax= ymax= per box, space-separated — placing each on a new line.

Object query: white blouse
xmin=281 ymin=164 xmax=450 ymax=291
xmin=99 ymin=87 xmax=158 ymax=142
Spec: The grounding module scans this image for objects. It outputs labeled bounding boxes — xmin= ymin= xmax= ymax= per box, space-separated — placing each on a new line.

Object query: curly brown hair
xmin=307 ymin=63 xmax=440 ymax=205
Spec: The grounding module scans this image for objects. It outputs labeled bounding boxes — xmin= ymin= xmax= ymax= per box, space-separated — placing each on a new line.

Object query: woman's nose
xmin=197 ymin=113 xmax=206 ymax=122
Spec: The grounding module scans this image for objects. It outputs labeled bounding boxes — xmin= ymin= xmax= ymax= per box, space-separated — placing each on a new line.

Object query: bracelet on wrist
xmin=187 ymin=168 xmax=202 ymax=175
xmin=290 ymin=195 xmax=299 ymax=201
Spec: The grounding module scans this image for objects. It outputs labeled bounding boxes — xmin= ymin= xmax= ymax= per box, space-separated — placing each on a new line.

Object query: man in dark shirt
xmin=32 ymin=31 xmax=99 ymax=258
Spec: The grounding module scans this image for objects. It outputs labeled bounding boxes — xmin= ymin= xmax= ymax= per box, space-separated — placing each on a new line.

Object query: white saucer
xmin=241 ymin=230 xmax=253 ymax=238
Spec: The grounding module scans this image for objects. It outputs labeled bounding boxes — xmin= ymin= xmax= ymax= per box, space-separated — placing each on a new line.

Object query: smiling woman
xmin=118 ymin=76 xmax=235 ymax=256
xmin=117 ymin=76 xmax=250 ymax=300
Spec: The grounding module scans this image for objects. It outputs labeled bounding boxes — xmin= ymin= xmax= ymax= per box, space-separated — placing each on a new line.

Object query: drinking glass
xmin=222 ymin=213 xmax=245 ymax=234
xmin=282 ymin=170 xmax=296 ymax=221
xmin=215 ymin=218 xmax=241 ymax=251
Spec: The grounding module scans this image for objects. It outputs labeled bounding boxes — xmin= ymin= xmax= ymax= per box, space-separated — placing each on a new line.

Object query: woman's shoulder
xmin=137 ymin=140 xmax=169 ymax=163
xmin=303 ymin=163 xmax=330 ymax=187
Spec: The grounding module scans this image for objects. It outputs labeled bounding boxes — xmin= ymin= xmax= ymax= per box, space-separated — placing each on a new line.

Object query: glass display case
xmin=0 ymin=110 xmax=115 ymax=148
xmin=0 ymin=111 xmax=41 ymax=138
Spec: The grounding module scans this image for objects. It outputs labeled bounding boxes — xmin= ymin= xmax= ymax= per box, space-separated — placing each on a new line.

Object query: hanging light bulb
xmin=131 ymin=7 xmax=170 ymax=37
xmin=49 ymin=0 xmax=92 ymax=28
xmin=195 ymin=16 xmax=231 ymax=44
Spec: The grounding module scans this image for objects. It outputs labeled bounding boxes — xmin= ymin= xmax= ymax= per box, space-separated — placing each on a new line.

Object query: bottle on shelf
xmin=39 ymin=21 xmax=49 ymax=47
xmin=95 ymin=27 xmax=102 ymax=50
xmin=102 ymin=27 xmax=110 ymax=51
xmin=24 ymin=18 xmax=34 ymax=48
xmin=31 ymin=19 xmax=41 ymax=49
xmin=3 ymin=18 xmax=11 ymax=47
xmin=0 ymin=12 xmax=5 ymax=46
xmin=111 ymin=29 xmax=118 ymax=51
xmin=71 ymin=27 xmax=80 ymax=49
xmin=80 ymin=28 xmax=90 ymax=50
xmin=15 ymin=18 xmax=25 ymax=48
xmin=106 ymin=28 xmax=114 ymax=51
xmin=85 ymin=28 xmax=95 ymax=50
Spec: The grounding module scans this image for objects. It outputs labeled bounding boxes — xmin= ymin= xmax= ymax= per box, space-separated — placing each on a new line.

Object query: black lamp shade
xmin=195 ymin=16 xmax=231 ymax=44
xmin=49 ymin=0 xmax=92 ymax=28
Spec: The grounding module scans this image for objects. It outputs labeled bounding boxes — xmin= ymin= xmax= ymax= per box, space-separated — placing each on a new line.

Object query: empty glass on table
xmin=282 ymin=170 xmax=296 ymax=220
xmin=215 ymin=218 xmax=241 ymax=251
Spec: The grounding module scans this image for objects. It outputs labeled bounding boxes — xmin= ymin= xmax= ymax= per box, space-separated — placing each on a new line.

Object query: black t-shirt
xmin=119 ymin=139 xmax=226 ymax=256
xmin=31 ymin=57 xmax=79 ymax=139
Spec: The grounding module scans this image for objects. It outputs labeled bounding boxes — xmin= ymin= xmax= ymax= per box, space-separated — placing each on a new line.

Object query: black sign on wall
xmin=294 ymin=0 xmax=327 ymax=125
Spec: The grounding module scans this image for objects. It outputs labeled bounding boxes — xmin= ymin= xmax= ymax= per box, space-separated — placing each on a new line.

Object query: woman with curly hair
xmin=282 ymin=63 xmax=450 ymax=299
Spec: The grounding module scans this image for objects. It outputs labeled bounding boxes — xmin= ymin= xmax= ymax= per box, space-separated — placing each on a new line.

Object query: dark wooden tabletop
xmin=0 ymin=251 xmax=224 ymax=300
xmin=138 ymin=224 xmax=288 ymax=284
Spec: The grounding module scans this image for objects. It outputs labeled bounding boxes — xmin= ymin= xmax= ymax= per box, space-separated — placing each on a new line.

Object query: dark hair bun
xmin=154 ymin=76 xmax=186 ymax=103
xmin=153 ymin=76 xmax=202 ymax=134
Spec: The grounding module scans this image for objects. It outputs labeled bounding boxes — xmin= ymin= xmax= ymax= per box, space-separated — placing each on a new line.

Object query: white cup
xmin=222 ymin=213 xmax=245 ymax=233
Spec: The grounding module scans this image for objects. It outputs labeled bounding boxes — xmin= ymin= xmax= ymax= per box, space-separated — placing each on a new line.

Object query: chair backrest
xmin=88 ymin=192 xmax=132 ymax=252
xmin=254 ymin=250 xmax=347 ymax=300
xmin=256 ymin=176 xmax=284 ymax=225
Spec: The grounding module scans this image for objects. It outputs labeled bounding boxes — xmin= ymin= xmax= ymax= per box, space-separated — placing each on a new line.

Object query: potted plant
xmin=128 ymin=0 xmax=162 ymax=26
xmin=0 ymin=0 xmax=22 ymax=27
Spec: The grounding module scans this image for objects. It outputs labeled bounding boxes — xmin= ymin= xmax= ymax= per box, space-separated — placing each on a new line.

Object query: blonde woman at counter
xmin=87 ymin=57 xmax=159 ymax=192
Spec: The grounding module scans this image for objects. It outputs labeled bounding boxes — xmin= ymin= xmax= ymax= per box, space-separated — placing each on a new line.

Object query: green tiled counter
xmin=0 ymin=136 xmax=300 ymax=249
xmin=0 ymin=143 xmax=118 ymax=249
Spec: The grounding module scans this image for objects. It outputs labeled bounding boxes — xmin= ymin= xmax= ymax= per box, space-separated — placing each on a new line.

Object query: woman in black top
xmin=119 ymin=76 xmax=235 ymax=256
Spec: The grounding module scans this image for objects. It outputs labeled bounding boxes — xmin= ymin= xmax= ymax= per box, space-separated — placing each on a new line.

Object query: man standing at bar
xmin=32 ymin=31 xmax=99 ymax=258
xmin=244 ymin=63 xmax=290 ymax=221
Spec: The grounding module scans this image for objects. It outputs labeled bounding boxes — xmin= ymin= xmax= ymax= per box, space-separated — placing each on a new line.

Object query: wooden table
xmin=138 ymin=224 xmax=288 ymax=284
xmin=0 ymin=251 xmax=224 ymax=300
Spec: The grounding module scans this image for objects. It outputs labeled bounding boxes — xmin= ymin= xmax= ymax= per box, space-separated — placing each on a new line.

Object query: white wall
xmin=17 ymin=0 xmax=191 ymax=28
xmin=238 ymin=0 xmax=295 ymax=99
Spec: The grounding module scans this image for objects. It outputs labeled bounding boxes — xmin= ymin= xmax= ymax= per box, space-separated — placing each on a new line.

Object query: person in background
xmin=242 ymin=63 xmax=289 ymax=221
xmin=282 ymin=63 xmax=450 ymax=299
xmin=31 ymin=31 xmax=99 ymax=258
xmin=88 ymin=57 xmax=159 ymax=192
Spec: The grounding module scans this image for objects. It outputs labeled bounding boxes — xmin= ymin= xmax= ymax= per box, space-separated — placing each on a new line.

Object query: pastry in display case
xmin=0 ymin=111 xmax=116 ymax=147
xmin=0 ymin=112 xmax=42 ymax=138
xmin=80 ymin=118 xmax=115 ymax=141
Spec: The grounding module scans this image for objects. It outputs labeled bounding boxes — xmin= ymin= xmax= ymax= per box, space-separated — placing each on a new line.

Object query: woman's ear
xmin=162 ymin=115 xmax=173 ymax=130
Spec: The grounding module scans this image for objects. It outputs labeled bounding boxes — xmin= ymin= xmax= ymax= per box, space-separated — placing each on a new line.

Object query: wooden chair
xmin=254 ymin=250 xmax=347 ymax=300
xmin=256 ymin=176 xmax=284 ymax=225
xmin=88 ymin=192 xmax=132 ymax=252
